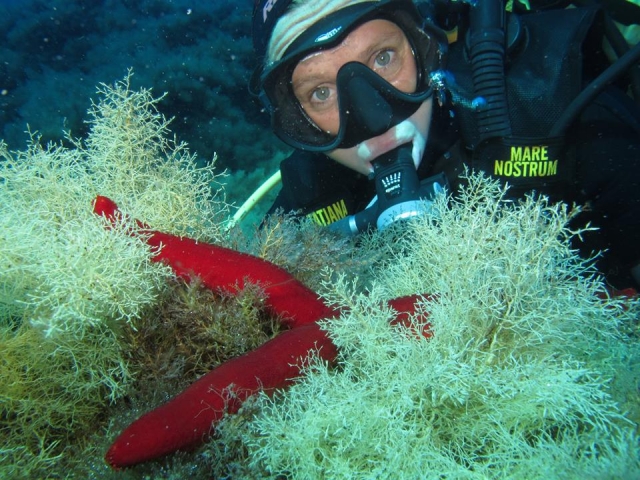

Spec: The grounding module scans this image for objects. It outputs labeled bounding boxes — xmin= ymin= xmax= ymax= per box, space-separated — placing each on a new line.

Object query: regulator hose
xmin=550 ymin=40 xmax=640 ymax=136
xmin=468 ymin=0 xmax=512 ymax=141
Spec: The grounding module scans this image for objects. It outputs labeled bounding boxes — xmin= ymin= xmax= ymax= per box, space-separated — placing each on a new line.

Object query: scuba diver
xmin=250 ymin=0 xmax=640 ymax=288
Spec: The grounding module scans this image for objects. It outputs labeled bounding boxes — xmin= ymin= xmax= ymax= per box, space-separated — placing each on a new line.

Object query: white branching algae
xmin=218 ymin=172 xmax=639 ymax=479
xmin=0 ymin=72 xmax=226 ymax=476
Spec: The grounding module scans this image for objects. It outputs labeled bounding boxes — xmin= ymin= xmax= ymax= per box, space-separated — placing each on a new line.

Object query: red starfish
xmin=93 ymin=196 xmax=429 ymax=469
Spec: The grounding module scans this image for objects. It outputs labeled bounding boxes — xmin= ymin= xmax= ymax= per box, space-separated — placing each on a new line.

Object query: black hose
xmin=468 ymin=0 xmax=512 ymax=141
xmin=572 ymin=0 xmax=640 ymax=104
xmin=602 ymin=13 xmax=640 ymax=104
xmin=550 ymin=40 xmax=640 ymax=136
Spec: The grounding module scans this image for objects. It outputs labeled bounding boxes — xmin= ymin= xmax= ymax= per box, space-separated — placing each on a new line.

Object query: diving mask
xmin=251 ymin=0 xmax=447 ymax=152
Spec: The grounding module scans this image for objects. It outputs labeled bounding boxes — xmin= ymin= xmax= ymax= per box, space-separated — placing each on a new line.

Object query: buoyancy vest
xmin=443 ymin=6 xmax=608 ymax=200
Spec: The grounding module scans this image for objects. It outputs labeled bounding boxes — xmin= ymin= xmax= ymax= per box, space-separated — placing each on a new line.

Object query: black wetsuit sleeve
xmin=265 ymin=149 xmax=373 ymax=220
xmin=569 ymin=86 xmax=640 ymax=285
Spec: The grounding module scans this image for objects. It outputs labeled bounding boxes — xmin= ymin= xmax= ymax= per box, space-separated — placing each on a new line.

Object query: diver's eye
xmin=375 ymin=50 xmax=392 ymax=67
xmin=312 ymin=86 xmax=332 ymax=103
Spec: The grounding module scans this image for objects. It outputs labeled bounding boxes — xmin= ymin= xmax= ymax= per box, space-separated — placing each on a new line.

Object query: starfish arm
xmin=93 ymin=195 xmax=338 ymax=328
xmin=105 ymin=322 xmax=339 ymax=469
xmin=388 ymin=294 xmax=433 ymax=338
xmin=145 ymin=230 xmax=337 ymax=328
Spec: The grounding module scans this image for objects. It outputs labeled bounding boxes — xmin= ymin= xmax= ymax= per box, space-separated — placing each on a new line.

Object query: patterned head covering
xmin=265 ymin=0 xmax=381 ymax=64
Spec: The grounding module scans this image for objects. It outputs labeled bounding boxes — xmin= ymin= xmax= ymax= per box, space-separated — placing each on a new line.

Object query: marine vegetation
xmin=1 ymin=68 xmax=638 ymax=480
xmin=0 ymin=72 xmax=227 ymax=477
xmin=0 ymin=70 xmax=367 ymax=479
xmin=213 ymin=173 xmax=640 ymax=479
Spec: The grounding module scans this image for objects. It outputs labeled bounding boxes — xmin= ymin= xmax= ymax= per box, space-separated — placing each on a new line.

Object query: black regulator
xmin=329 ymin=145 xmax=447 ymax=235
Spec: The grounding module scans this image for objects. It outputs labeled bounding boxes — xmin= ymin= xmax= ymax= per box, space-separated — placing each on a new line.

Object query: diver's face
xmin=291 ymin=19 xmax=433 ymax=175
xmin=292 ymin=19 xmax=417 ymax=134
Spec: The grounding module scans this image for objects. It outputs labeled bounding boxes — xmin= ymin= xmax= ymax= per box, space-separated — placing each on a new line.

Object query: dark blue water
xmin=0 ymin=0 xmax=284 ymax=171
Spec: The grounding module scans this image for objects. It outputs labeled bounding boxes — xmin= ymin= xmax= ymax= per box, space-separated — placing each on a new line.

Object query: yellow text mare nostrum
xmin=494 ymin=145 xmax=558 ymax=178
